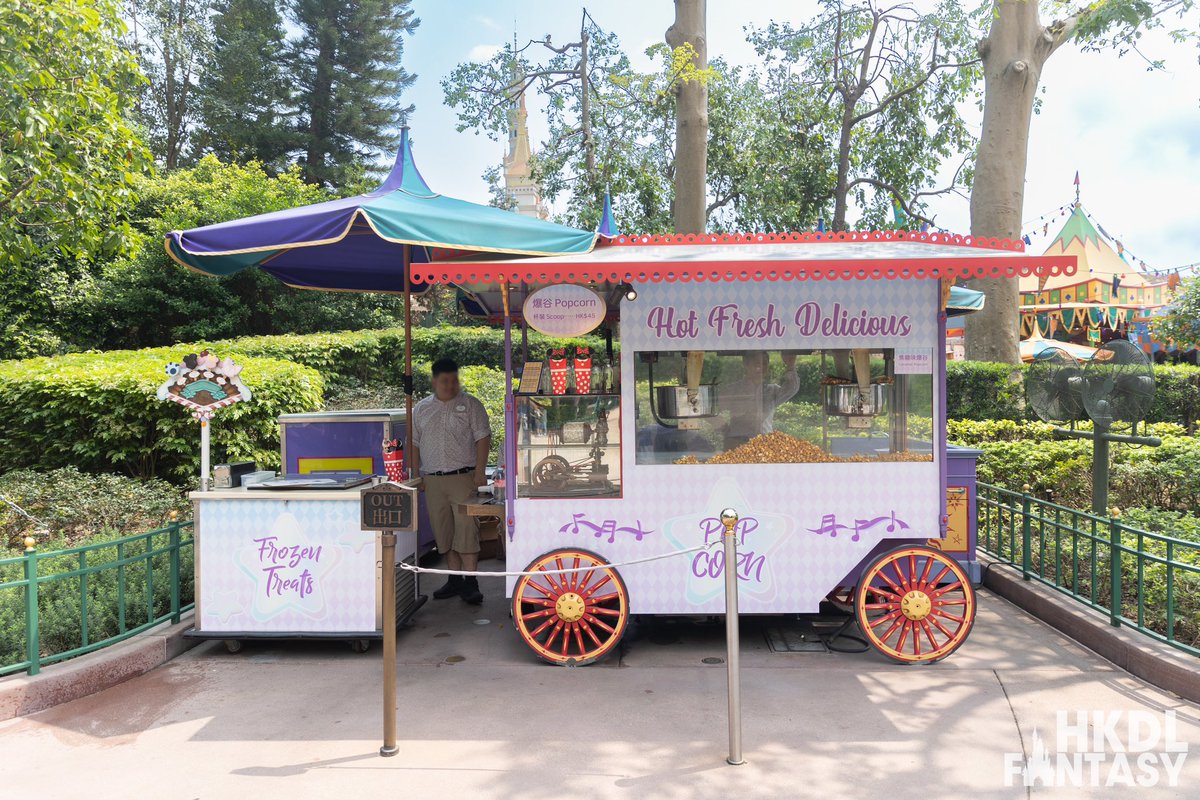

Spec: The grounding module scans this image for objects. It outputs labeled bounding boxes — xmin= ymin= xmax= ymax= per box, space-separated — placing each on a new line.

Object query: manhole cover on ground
xmin=701 ymin=657 xmax=724 ymax=665
xmin=444 ymin=655 xmax=466 ymax=663
xmin=764 ymin=624 xmax=828 ymax=653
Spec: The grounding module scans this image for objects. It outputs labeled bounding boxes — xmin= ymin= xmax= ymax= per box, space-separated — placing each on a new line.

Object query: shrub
xmin=0 ymin=468 xmax=187 ymax=551
xmin=947 ymin=360 xmax=1200 ymax=430
xmin=946 ymin=361 xmax=1027 ymax=420
xmin=0 ymin=524 xmax=194 ymax=670
xmin=1148 ymin=365 xmax=1200 ymax=431
xmin=0 ymin=348 xmax=324 ymax=483
xmin=947 ymin=418 xmax=1057 ymax=445
xmin=324 ymin=362 xmax=511 ymax=463
xmin=203 ymin=325 xmax=611 ymax=391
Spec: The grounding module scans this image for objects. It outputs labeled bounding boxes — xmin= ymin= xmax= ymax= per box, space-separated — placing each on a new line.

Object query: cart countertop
xmin=191 ymin=484 xmax=378 ymax=501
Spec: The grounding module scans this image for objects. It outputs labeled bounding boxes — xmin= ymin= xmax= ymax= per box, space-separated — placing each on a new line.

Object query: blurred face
xmin=432 ymin=370 xmax=460 ymax=401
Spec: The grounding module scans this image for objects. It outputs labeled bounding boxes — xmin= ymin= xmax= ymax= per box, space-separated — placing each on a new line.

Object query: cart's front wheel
xmin=512 ymin=548 xmax=629 ymax=666
xmin=855 ymin=545 xmax=975 ymax=664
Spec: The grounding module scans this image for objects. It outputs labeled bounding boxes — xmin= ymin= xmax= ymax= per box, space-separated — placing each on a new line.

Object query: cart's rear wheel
xmin=855 ymin=545 xmax=975 ymax=664
xmin=512 ymin=548 xmax=629 ymax=666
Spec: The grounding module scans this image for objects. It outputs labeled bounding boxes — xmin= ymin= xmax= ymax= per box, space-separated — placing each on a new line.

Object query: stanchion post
xmin=199 ymin=419 xmax=211 ymax=492
xmin=380 ymin=530 xmax=398 ymax=757
xmin=720 ymin=508 xmax=745 ymax=766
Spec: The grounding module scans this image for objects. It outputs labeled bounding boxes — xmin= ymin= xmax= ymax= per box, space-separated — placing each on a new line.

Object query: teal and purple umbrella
xmin=164 ymin=128 xmax=597 ymax=293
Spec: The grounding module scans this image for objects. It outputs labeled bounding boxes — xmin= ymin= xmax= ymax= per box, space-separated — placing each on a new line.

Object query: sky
xmin=401 ymin=0 xmax=1200 ymax=271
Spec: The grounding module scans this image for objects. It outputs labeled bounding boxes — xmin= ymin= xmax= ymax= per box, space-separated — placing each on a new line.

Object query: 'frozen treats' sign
xmin=646 ymin=302 xmax=912 ymax=342
xmin=524 ymin=284 xmax=606 ymax=337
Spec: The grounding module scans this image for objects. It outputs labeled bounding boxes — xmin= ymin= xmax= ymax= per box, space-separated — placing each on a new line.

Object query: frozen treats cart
xmin=188 ymin=476 xmax=426 ymax=652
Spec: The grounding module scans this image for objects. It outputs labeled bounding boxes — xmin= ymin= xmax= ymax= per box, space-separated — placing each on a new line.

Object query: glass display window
xmin=632 ymin=349 xmax=934 ymax=466
xmin=515 ymin=394 xmax=622 ymax=498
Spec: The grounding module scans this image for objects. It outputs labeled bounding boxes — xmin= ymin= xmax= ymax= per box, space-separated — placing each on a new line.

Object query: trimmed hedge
xmin=946 ymin=361 xmax=1026 ymax=420
xmin=205 ymin=326 xmax=611 ymax=389
xmin=948 ymin=360 xmax=1200 ymax=430
xmin=0 ymin=348 xmax=323 ymax=483
xmin=948 ymin=419 xmax=1200 ymax=515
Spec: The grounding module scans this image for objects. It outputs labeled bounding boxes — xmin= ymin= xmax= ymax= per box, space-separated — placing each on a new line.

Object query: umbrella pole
xmin=403 ymin=244 xmax=414 ymax=476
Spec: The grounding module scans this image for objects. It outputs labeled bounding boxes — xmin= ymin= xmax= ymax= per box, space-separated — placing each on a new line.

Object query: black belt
xmin=426 ymin=466 xmax=473 ymax=476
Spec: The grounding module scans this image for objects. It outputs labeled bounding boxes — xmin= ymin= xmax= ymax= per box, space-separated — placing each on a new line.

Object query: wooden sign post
xmin=360 ymin=481 xmax=418 ymax=757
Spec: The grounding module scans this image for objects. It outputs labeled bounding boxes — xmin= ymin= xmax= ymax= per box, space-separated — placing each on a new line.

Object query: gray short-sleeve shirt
xmin=412 ymin=392 xmax=491 ymax=473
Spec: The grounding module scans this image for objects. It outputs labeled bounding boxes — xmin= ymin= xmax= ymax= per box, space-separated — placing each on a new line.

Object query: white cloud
xmin=467 ymin=43 xmax=502 ymax=62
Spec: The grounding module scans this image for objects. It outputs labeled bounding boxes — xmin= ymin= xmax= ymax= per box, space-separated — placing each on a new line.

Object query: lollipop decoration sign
xmin=157 ymin=350 xmax=252 ymax=420
xmin=157 ymin=350 xmax=251 ymax=490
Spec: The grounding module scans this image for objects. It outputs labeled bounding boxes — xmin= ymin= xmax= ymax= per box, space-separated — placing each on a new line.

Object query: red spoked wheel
xmin=855 ymin=545 xmax=975 ymax=664
xmin=512 ymin=548 xmax=629 ymax=666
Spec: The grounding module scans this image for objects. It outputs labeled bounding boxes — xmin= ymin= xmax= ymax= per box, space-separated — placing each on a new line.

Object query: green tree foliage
xmin=73 ymin=157 xmax=408 ymax=349
xmin=126 ymin=0 xmax=215 ymax=169
xmin=290 ymin=0 xmax=419 ymax=186
xmin=192 ymin=0 xmax=296 ymax=170
xmin=445 ymin=16 xmax=781 ymax=235
xmin=704 ymin=60 xmax=833 ymax=233
xmin=444 ymin=7 xmax=975 ymax=235
xmin=748 ymin=0 xmax=980 ymax=231
xmin=1151 ymin=279 xmax=1200 ymax=351
xmin=0 ymin=0 xmax=151 ymax=268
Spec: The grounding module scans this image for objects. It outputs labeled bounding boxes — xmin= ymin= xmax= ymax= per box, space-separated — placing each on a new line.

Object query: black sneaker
xmin=460 ymin=577 xmax=484 ymax=605
xmin=432 ymin=576 xmax=462 ymax=600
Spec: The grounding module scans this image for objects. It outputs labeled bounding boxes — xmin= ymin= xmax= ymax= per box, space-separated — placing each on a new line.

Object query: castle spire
xmin=502 ymin=25 xmax=548 ymax=220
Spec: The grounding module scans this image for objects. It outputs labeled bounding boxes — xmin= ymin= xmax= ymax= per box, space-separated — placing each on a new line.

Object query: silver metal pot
xmin=654 ymin=385 xmax=717 ymax=418
xmin=824 ymin=383 xmax=889 ymax=416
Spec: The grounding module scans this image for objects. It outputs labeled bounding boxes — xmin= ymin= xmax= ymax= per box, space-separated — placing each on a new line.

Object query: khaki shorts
xmin=424 ymin=472 xmax=480 ymax=555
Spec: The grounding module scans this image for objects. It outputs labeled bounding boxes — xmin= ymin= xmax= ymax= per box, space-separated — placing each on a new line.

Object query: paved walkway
xmin=1 ymin=564 xmax=1197 ymax=799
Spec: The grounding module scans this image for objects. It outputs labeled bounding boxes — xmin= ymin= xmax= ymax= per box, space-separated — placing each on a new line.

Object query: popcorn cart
xmin=415 ymin=232 xmax=1074 ymax=665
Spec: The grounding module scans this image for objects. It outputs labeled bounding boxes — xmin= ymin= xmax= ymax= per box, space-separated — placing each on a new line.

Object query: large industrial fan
xmin=1026 ymin=347 xmax=1085 ymax=425
xmin=1081 ymin=339 xmax=1156 ymax=429
xmin=1025 ymin=340 xmax=1160 ymax=513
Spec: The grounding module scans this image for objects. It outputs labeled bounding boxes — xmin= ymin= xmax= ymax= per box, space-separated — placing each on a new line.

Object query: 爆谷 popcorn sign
xmin=523 ymin=284 xmax=606 ymax=337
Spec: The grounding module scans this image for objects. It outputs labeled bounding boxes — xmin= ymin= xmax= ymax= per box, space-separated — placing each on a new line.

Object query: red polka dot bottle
xmin=548 ymin=348 xmax=569 ymax=395
xmin=573 ymin=347 xmax=592 ymax=394
xmin=382 ymin=438 xmax=406 ymax=481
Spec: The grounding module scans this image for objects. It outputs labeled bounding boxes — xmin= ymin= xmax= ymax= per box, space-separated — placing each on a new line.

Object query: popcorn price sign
xmin=523 ymin=284 xmax=606 ymax=337
xmin=894 ymin=348 xmax=933 ymax=374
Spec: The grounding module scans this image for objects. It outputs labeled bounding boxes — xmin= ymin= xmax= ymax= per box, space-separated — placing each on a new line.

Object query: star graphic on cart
xmin=660 ymin=477 xmax=790 ymax=607
xmin=204 ymin=589 xmax=243 ymax=624
xmin=234 ymin=512 xmax=343 ymax=623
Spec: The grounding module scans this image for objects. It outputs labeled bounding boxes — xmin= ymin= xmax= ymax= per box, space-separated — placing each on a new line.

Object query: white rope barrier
xmin=396 ymin=540 xmax=719 ymax=578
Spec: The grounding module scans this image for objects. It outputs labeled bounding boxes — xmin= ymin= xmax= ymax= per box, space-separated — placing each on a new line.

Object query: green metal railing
xmin=0 ymin=519 xmax=194 ymax=676
xmin=977 ymin=482 xmax=1200 ymax=657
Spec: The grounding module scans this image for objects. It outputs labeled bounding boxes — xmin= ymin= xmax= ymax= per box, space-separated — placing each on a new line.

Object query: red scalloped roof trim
xmin=592 ymin=229 xmax=1026 ymax=252
xmin=411 ymin=256 xmax=1076 ymax=286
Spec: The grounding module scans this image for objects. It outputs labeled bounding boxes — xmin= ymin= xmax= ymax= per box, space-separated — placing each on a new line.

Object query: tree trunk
xmin=966 ymin=0 xmax=1059 ymax=364
xmin=580 ymin=23 xmax=595 ymax=181
xmin=832 ymin=103 xmax=854 ymax=231
xmin=666 ymin=0 xmax=707 ymax=235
